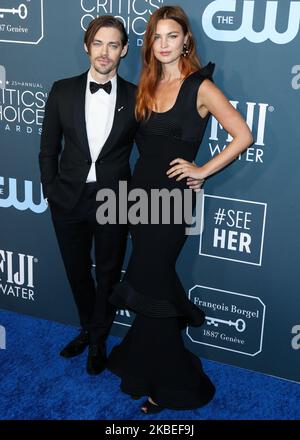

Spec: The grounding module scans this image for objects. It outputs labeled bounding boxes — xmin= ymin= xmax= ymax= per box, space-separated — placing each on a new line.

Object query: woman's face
xmin=152 ymin=19 xmax=188 ymax=66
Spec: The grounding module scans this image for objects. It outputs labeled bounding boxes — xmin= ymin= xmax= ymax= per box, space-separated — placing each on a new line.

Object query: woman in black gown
xmin=107 ymin=5 xmax=253 ymax=414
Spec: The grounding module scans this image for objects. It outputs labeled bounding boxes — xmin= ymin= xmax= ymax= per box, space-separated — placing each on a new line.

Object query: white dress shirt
xmin=85 ymin=70 xmax=117 ymax=182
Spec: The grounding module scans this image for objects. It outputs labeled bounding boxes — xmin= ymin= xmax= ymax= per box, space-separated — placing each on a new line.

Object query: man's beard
xmin=93 ymin=58 xmax=115 ymax=76
xmin=95 ymin=65 xmax=114 ymax=75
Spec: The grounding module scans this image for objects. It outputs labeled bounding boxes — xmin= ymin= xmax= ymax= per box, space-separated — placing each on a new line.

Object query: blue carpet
xmin=0 ymin=309 xmax=299 ymax=420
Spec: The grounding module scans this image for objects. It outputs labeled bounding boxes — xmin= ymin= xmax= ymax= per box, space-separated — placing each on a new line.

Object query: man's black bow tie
xmin=89 ymin=80 xmax=112 ymax=95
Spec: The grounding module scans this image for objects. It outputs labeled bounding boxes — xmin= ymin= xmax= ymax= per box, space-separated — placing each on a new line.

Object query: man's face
xmin=85 ymin=26 xmax=128 ymax=77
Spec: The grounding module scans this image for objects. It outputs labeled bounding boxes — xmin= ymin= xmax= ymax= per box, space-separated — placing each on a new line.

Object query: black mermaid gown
xmin=107 ymin=63 xmax=216 ymax=410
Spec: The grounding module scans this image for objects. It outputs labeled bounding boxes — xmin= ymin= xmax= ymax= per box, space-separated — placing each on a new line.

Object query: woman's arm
xmin=167 ymin=79 xmax=253 ymax=181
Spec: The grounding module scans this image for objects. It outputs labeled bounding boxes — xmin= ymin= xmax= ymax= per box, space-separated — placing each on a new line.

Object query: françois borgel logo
xmin=0 ymin=65 xmax=47 ymax=135
xmin=0 ymin=176 xmax=47 ymax=214
xmin=0 ymin=249 xmax=37 ymax=302
xmin=202 ymin=0 xmax=300 ymax=45
xmin=187 ymin=285 xmax=266 ymax=356
xmin=0 ymin=0 xmax=44 ymax=45
xmin=80 ymin=0 xmax=164 ymax=46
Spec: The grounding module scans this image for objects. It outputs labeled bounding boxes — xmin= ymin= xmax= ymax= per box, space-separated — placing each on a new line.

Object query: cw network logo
xmin=202 ymin=0 xmax=300 ymax=45
xmin=0 ymin=0 xmax=44 ymax=45
xmin=0 ymin=176 xmax=47 ymax=213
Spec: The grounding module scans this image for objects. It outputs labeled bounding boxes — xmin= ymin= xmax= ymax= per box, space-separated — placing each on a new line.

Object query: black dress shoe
xmin=86 ymin=344 xmax=107 ymax=375
xmin=60 ymin=330 xmax=89 ymax=358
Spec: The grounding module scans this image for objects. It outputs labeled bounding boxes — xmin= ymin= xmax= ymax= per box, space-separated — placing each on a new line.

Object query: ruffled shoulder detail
xmin=187 ymin=62 xmax=215 ymax=82
xmin=199 ymin=61 xmax=215 ymax=78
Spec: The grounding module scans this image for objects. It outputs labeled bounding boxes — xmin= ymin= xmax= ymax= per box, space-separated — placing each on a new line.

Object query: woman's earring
xmin=182 ymin=43 xmax=190 ymax=57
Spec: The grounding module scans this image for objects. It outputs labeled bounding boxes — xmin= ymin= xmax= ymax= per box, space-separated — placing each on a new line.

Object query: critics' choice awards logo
xmin=0 ymin=249 xmax=38 ymax=302
xmin=199 ymin=195 xmax=267 ymax=266
xmin=202 ymin=0 xmax=300 ymax=45
xmin=209 ymin=100 xmax=272 ymax=165
xmin=0 ymin=176 xmax=47 ymax=214
xmin=80 ymin=0 xmax=164 ymax=46
xmin=0 ymin=0 xmax=44 ymax=44
xmin=187 ymin=285 xmax=266 ymax=356
xmin=0 ymin=65 xmax=47 ymax=136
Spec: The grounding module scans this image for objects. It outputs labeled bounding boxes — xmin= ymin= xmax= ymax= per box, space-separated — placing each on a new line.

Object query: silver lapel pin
xmin=118 ymin=106 xmax=124 ymax=112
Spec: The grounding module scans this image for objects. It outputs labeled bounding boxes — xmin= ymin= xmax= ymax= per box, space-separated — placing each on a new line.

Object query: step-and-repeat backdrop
xmin=1 ymin=0 xmax=300 ymax=383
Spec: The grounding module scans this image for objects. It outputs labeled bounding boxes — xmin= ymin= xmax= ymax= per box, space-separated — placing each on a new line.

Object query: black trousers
xmin=49 ymin=182 xmax=127 ymax=346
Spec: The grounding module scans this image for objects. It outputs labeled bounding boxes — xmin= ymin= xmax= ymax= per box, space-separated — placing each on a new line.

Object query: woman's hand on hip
xmin=167 ymin=158 xmax=207 ymax=184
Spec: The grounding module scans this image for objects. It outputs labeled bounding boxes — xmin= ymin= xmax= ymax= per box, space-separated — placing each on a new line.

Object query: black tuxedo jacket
xmin=39 ymin=72 xmax=138 ymax=211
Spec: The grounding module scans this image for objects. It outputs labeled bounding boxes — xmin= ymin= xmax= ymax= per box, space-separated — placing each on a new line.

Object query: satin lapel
xmin=73 ymin=71 xmax=91 ymax=160
xmin=96 ymin=75 xmax=127 ymax=161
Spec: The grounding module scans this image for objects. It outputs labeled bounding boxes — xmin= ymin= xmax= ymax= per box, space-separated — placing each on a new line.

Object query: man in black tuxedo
xmin=39 ymin=16 xmax=137 ymax=375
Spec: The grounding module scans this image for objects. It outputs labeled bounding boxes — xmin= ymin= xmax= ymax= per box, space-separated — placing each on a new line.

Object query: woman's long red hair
xmin=135 ymin=6 xmax=201 ymax=121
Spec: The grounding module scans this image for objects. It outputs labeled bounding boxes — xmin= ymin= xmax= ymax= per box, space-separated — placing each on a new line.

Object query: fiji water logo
xmin=0 ymin=250 xmax=35 ymax=287
xmin=209 ymin=100 xmax=272 ymax=164
xmin=0 ymin=250 xmax=37 ymax=302
xmin=0 ymin=176 xmax=47 ymax=213
xmin=202 ymin=0 xmax=300 ymax=44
